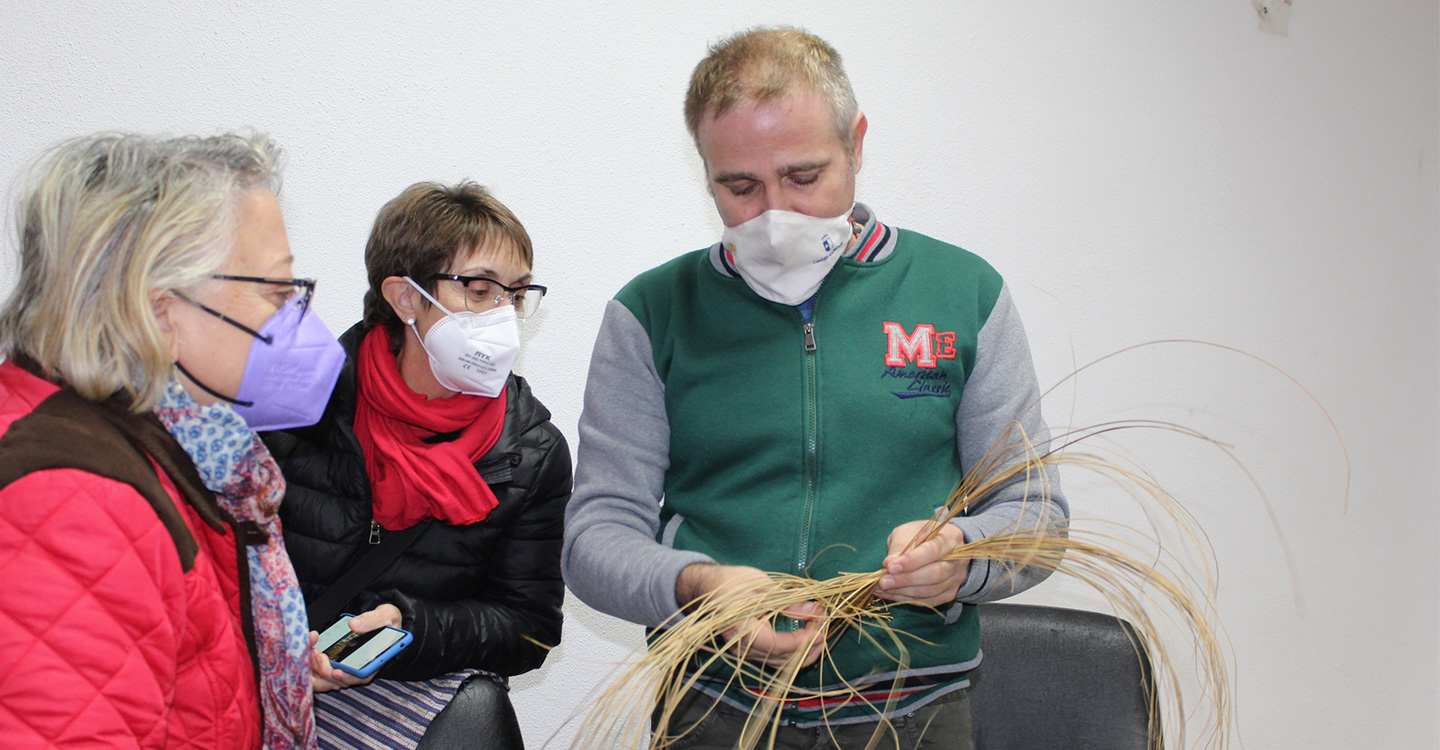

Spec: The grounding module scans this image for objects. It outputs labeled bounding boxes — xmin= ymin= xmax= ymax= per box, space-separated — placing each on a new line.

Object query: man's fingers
xmin=886 ymin=535 xmax=949 ymax=574
xmin=782 ymin=600 xmax=823 ymax=621
xmin=883 ymin=558 xmax=955 ymax=589
xmin=726 ymin=609 xmax=828 ymax=668
xmin=876 ymin=583 xmax=953 ymax=607
xmin=885 ymin=521 xmax=966 ymax=573
xmin=877 ymin=555 xmax=971 ymax=606
xmin=745 ymin=629 xmax=826 ymax=668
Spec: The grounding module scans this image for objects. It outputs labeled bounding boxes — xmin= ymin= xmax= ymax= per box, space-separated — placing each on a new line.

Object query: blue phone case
xmin=321 ymin=614 xmax=414 ymax=679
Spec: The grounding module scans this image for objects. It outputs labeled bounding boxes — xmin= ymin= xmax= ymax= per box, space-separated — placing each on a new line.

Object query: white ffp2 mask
xmin=404 ymin=277 xmax=519 ymax=397
xmin=720 ymin=206 xmax=855 ymax=305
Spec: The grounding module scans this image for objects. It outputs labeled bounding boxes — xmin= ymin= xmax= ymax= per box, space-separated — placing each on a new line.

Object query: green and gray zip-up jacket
xmin=563 ymin=204 xmax=1068 ymax=726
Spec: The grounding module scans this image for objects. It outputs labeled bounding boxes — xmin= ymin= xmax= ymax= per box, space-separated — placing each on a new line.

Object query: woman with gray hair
xmin=0 ymin=132 xmax=344 ymax=749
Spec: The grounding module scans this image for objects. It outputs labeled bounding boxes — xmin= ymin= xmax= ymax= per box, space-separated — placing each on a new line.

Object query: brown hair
xmin=361 ymin=181 xmax=533 ymax=350
xmin=684 ymin=26 xmax=858 ymax=155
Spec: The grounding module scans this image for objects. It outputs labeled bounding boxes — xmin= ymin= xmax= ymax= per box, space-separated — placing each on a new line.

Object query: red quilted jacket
xmin=0 ymin=361 xmax=262 ymax=749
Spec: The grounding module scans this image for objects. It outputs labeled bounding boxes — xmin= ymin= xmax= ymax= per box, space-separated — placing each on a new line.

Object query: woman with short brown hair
xmin=265 ymin=180 xmax=570 ymax=749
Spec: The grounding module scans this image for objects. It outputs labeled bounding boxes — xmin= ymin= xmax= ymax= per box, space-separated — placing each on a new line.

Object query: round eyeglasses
xmin=427 ymin=274 xmax=547 ymax=319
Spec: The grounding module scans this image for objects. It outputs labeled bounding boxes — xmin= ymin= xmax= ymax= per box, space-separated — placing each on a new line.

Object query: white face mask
xmin=720 ymin=205 xmax=855 ymax=305
xmin=404 ymin=277 xmax=519 ymax=397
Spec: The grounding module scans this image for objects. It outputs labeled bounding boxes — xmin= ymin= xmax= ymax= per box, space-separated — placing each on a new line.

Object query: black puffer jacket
xmin=262 ymin=323 xmax=571 ymax=679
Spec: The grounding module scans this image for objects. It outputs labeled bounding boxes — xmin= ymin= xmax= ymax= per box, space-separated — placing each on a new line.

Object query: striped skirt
xmin=314 ymin=670 xmax=489 ymax=749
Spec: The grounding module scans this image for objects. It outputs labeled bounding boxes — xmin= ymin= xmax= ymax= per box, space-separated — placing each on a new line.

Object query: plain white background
xmin=1 ymin=3 xmax=1435 ymax=748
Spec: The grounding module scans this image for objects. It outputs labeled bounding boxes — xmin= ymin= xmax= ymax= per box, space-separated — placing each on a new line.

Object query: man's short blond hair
xmin=684 ymin=26 xmax=859 ymax=155
xmin=0 ymin=132 xmax=283 ymax=411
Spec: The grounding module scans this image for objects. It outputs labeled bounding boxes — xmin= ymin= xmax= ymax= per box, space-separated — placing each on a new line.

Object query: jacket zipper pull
xmin=803 ymin=322 xmax=816 ymax=352
xmin=368 ymin=520 xmax=382 ymax=545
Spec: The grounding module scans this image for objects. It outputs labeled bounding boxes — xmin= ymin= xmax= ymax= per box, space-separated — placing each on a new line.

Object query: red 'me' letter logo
xmin=883 ymin=322 xmax=958 ymax=368
xmin=883 ymin=321 xmax=937 ymax=368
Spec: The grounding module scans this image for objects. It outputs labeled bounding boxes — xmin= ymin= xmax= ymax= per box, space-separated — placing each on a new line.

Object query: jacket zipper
xmin=797 ymin=310 xmax=819 ymax=575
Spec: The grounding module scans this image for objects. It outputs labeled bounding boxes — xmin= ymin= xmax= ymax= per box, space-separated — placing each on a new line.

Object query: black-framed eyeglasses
xmin=175 ymin=275 xmax=317 ymax=344
xmin=427 ymin=274 xmax=547 ymax=319
xmin=212 ymin=275 xmax=316 ymax=315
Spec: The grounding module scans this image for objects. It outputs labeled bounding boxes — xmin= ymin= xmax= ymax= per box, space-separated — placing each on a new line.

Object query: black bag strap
xmin=306 ymin=521 xmax=429 ymax=627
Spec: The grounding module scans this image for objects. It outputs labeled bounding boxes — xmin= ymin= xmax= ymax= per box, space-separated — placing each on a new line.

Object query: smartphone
xmin=314 ymin=613 xmax=413 ymax=679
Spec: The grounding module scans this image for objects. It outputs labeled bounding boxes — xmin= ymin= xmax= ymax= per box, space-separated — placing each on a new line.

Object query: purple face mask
xmin=227 ymin=294 xmax=345 ymax=431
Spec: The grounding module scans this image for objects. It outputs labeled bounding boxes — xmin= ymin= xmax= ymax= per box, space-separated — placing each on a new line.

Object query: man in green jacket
xmin=563 ymin=26 xmax=1068 ymax=749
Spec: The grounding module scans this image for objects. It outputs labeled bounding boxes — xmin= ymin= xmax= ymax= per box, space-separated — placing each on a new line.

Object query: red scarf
xmin=353 ymin=326 xmax=506 ymax=529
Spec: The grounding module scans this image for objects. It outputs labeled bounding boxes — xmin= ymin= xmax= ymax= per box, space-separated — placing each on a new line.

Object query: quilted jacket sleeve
xmin=0 ymin=469 xmax=188 ymax=749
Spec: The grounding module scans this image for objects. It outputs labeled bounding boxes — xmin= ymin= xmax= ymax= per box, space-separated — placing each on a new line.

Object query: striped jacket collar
xmin=708 ymin=202 xmax=896 ymax=278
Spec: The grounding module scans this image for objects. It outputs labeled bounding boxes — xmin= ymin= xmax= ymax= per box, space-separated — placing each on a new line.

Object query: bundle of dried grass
xmin=570 ymin=422 xmax=1225 ymax=750
xmin=569 ymin=342 xmax=1345 ymax=750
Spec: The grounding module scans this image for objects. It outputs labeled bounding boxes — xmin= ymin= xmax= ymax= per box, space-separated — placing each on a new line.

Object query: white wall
xmin=2 ymin=2 xmax=1435 ymax=748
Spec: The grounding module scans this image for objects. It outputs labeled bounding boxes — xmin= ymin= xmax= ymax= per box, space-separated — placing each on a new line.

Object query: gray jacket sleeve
xmin=561 ymin=299 xmax=715 ymax=627
xmin=950 ymin=282 xmax=1069 ymax=602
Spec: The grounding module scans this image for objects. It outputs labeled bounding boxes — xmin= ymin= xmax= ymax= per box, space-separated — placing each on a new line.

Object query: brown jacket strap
xmin=0 ymin=387 xmax=216 ymax=570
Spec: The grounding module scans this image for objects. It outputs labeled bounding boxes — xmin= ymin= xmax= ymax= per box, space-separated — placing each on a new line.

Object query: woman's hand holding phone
xmin=309 ymin=604 xmax=404 ymax=693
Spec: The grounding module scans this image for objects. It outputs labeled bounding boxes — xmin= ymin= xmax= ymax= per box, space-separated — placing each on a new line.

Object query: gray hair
xmin=684 ymin=26 xmax=860 ymax=156
xmin=0 ymin=131 xmax=284 ymax=411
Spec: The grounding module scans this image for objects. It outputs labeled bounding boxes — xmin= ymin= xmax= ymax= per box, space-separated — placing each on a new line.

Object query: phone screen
xmin=315 ymin=616 xmax=408 ymax=669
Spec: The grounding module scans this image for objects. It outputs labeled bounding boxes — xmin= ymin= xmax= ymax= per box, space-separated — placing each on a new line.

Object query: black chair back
xmin=969 ymin=603 xmax=1159 ymax=750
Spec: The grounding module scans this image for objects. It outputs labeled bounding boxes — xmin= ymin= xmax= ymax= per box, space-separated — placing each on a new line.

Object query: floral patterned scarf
xmin=155 ymin=379 xmax=316 ymax=750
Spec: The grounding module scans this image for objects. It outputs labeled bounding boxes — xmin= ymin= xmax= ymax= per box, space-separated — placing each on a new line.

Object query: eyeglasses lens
xmin=514 ymin=288 xmax=543 ymax=319
xmin=289 ymin=281 xmax=315 ymax=315
xmin=455 ymin=278 xmax=542 ymax=318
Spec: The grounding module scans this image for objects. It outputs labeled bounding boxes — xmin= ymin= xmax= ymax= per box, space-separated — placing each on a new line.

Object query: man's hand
xmin=309 ymin=603 xmax=404 ymax=693
xmin=876 ymin=521 xmax=970 ymax=608
xmin=676 ymin=563 xmax=826 ymax=669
